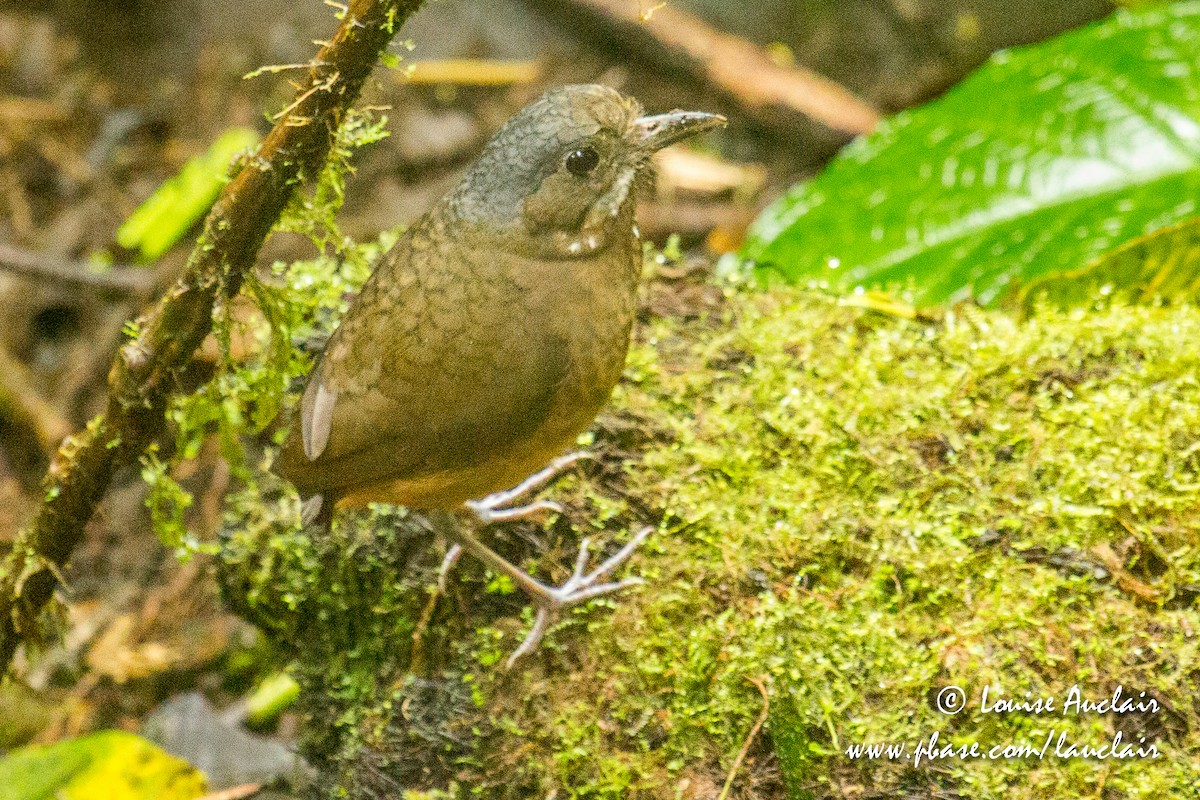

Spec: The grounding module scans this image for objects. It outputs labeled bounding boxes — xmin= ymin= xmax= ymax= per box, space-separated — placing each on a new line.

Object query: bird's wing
xmin=275 ymin=233 xmax=569 ymax=498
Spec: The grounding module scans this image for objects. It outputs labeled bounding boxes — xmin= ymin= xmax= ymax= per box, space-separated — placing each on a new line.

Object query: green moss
xmin=210 ymin=282 xmax=1200 ymax=799
xmin=451 ymin=291 xmax=1200 ymax=799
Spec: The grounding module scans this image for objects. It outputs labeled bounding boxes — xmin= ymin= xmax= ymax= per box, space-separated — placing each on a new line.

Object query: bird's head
xmin=447 ymin=84 xmax=725 ymax=259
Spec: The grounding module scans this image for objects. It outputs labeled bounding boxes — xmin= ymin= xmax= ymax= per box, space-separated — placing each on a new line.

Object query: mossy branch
xmin=0 ymin=0 xmax=424 ymax=674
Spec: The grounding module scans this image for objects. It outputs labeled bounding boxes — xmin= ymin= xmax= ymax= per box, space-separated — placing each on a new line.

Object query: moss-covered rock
xmin=470 ymin=290 xmax=1200 ymax=799
xmin=225 ymin=288 xmax=1200 ymax=799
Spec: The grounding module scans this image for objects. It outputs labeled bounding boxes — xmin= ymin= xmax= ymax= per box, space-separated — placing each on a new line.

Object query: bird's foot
xmin=506 ymin=525 xmax=652 ymax=668
xmin=423 ymin=499 xmax=650 ymax=667
xmin=467 ymin=451 xmax=592 ymax=524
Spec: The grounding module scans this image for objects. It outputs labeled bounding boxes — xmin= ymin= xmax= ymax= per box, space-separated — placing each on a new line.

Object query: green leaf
xmin=1018 ymin=214 xmax=1200 ymax=310
xmin=117 ymin=127 xmax=259 ymax=261
xmin=0 ymin=730 xmax=206 ymax=800
xmin=742 ymin=2 xmax=1200 ymax=307
xmin=245 ymin=671 xmax=301 ymax=728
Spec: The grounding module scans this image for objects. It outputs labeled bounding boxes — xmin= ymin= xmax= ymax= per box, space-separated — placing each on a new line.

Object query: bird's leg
xmin=410 ymin=543 xmax=464 ymax=669
xmin=417 ymin=450 xmax=587 ymax=630
xmin=437 ymin=543 xmax=464 ymax=593
xmin=466 ymin=451 xmax=592 ymax=524
xmin=422 ymin=510 xmax=651 ymax=667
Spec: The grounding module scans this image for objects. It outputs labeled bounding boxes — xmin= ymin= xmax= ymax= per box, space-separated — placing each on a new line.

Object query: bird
xmin=274 ymin=84 xmax=724 ymax=663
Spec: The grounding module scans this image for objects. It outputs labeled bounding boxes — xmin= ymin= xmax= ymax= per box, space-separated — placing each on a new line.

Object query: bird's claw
xmin=506 ymin=525 xmax=652 ymax=668
xmin=467 ymin=452 xmax=593 ymax=524
xmin=468 ymin=498 xmax=563 ymax=525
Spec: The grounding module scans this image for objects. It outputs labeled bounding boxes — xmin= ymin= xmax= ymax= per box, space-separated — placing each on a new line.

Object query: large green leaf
xmin=741 ymin=2 xmax=1200 ymax=306
xmin=1018 ymin=215 xmax=1200 ymax=310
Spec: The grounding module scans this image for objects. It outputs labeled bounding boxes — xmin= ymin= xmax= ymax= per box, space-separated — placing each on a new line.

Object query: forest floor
xmin=6 ymin=3 xmax=1189 ymax=800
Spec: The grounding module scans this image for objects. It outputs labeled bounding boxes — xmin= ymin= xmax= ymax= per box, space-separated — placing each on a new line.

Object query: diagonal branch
xmin=525 ymin=0 xmax=881 ymax=137
xmin=0 ymin=0 xmax=424 ymax=674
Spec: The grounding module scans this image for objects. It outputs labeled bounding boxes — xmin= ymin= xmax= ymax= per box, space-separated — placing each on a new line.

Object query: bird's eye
xmin=565 ymin=146 xmax=600 ymax=177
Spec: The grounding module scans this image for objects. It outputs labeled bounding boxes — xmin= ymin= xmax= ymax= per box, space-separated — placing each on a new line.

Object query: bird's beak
xmin=633 ymin=110 xmax=726 ymax=152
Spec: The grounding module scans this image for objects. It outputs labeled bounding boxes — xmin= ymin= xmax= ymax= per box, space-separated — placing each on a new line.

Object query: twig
xmin=0 ymin=243 xmax=154 ymax=295
xmin=525 ymin=0 xmax=880 ymax=136
xmin=196 ymin=785 xmax=262 ymax=800
xmin=0 ymin=166 xmax=34 ymax=239
xmin=400 ymin=59 xmax=543 ymax=86
xmin=0 ymin=0 xmax=424 ymax=675
xmin=0 ymin=346 xmax=73 ymax=452
xmin=0 ymin=96 xmax=68 ymax=123
xmin=1089 ymin=542 xmax=1165 ymax=604
xmin=717 ymin=674 xmax=771 ymax=800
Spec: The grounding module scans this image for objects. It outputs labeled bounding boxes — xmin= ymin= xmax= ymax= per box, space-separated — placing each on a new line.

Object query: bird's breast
xmin=466 ymin=228 xmax=639 ymax=460
xmin=336 ymin=221 xmax=642 ymax=509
